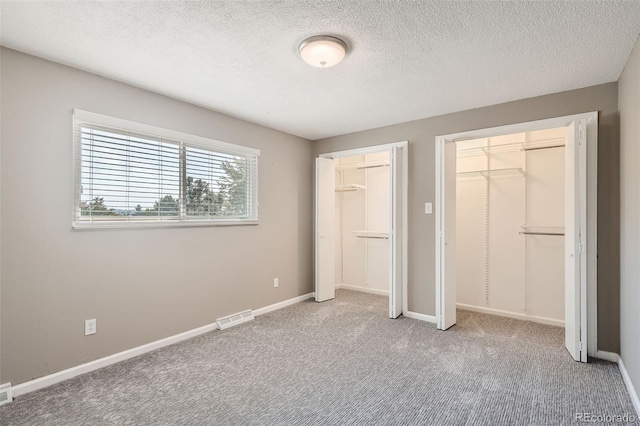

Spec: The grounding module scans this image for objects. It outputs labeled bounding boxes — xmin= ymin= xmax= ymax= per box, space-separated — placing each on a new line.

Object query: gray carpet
xmin=0 ymin=290 xmax=637 ymax=425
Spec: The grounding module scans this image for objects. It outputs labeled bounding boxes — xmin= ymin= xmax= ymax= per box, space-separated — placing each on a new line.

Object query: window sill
xmin=72 ymin=219 xmax=259 ymax=230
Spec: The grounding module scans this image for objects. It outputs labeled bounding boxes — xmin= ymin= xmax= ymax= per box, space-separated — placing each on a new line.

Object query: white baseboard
xmin=12 ymin=292 xmax=315 ymax=398
xmin=253 ymin=292 xmax=315 ymax=316
xmin=336 ymin=283 xmax=389 ymax=296
xmin=403 ymin=310 xmax=437 ymax=324
xmin=12 ymin=322 xmax=220 ymax=398
xmin=595 ymin=350 xmax=620 ymax=363
xmin=619 ymin=357 xmax=640 ymax=417
xmin=456 ymin=303 xmax=564 ymax=327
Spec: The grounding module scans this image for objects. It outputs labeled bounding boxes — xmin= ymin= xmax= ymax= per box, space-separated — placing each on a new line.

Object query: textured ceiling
xmin=1 ymin=1 xmax=639 ymax=140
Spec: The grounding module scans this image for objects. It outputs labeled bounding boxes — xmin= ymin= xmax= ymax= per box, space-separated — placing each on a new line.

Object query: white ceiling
xmin=1 ymin=1 xmax=639 ymax=140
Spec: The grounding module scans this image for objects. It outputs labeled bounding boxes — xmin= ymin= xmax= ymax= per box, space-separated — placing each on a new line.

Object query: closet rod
xmin=356 ymin=235 xmax=389 ymax=239
xmin=356 ymin=164 xmax=389 ymax=170
xmin=519 ymin=231 xmax=565 ymax=236
xmin=523 ymin=144 xmax=565 ymax=152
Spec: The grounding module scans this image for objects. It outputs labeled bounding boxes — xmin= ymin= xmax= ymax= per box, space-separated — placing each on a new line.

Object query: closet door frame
xmin=315 ymin=141 xmax=408 ymax=319
xmin=434 ymin=112 xmax=598 ymax=360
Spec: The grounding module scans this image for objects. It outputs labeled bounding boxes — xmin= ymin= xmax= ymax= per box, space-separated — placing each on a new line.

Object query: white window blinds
xmin=73 ymin=110 xmax=259 ymax=228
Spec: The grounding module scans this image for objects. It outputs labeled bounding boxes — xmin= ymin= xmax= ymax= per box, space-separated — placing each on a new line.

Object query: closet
xmin=334 ymin=152 xmax=391 ymax=297
xmin=456 ymin=128 xmax=566 ymax=326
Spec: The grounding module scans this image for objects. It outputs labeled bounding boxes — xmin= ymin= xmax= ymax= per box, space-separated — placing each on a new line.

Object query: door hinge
xmin=578 ymin=341 xmax=583 ymax=351
xmin=577 ymin=243 xmax=584 ymax=253
xmin=579 ymin=124 xmax=584 ymax=141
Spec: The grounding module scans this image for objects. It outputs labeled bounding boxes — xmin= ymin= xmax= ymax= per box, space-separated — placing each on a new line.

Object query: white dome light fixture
xmin=298 ymin=35 xmax=347 ymax=68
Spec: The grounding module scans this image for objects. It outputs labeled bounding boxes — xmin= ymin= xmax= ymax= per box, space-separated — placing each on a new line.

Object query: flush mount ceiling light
xmin=298 ymin=35 xmax=347 ymax=68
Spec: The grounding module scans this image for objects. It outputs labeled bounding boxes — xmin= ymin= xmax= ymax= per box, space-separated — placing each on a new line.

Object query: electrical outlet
xmin=85 ymin=319 xmax=96 ymax=336
xmin=274 ymin=278 xmax=279 ymax=288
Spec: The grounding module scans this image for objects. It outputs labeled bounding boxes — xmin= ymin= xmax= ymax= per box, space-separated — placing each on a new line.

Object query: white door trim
xmin=434 ymin=113 xmax=598 ymax=357
xmin=318 ymin=141 xmax=409 ymax=317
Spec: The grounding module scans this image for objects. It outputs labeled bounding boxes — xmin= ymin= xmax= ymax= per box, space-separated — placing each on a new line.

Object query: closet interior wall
xmin=456 ymin=128 xmax=566 ymax=326
xmin=334 ymin=152 xmax=390 ymax=295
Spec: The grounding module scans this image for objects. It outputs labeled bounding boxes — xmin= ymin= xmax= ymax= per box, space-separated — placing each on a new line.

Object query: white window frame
xmin=72 ymin=109 xmax=260 ymax=229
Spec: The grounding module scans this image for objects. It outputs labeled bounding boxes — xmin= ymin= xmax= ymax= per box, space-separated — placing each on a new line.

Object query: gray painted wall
xmin=0 ymin=48 xmax=314 ymax=386
xmin=313 ymin=83 xmax=621 ymax=353
xmin=0 ymin=45 xmax=626 ymax=388
xmin=0 ymin=46 xmax=3 ymax=384
xmin=619 ymin=36 xmax=640 ymax=401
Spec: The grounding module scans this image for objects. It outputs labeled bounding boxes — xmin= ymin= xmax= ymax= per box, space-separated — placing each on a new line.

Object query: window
xmin=73 ymin=110 xmax=259 ymax=228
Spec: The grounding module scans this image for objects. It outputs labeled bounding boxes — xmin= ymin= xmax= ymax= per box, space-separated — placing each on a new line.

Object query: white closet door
xmin=315 ymin=157 xmax=335 ymax=302
xmin=389 ymin=146 xmax=403 ymax=318
xmin=564 ymin=122 xmax=587 ymax=362
xmin=440 ymin=142 xmax=457 ymax=330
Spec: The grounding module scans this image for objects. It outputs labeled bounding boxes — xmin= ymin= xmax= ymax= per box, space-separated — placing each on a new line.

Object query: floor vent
xmin=0 ymin=383 xmax=13 ymax=406
xmin=217 ymin=309 xmax=254 ymax=330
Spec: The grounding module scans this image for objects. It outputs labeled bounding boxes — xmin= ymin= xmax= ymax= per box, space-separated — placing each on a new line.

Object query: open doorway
xmin=335 ymin=152 xmax=391 ymax=298
xmin=435 ymin=113 xmax=598 ymax=362
xmin=315 ymin=142 xmax=408 ymax=319
xmin=455 ymin=128 xmax=566 ymax=328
